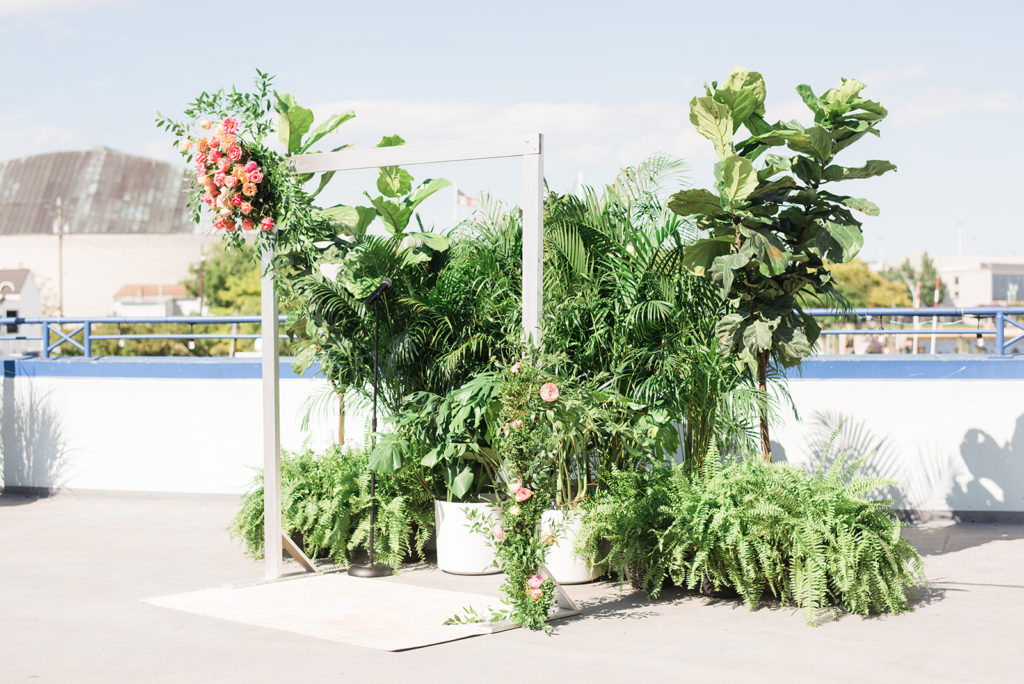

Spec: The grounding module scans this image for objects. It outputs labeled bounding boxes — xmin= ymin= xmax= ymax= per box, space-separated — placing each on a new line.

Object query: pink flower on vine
xmin=223 ymin=175 xmax=238 ymax=189
xmin=227 ymin=145 xmax=242 ymax=161
xmin=244 ymin=160 xmax=258 ymax=173
xmin=508 ymin=478 xmax=522 ymax=494
xmin=249 ymin=169 xmax=264 ymax=183
xmin=540 ymin=383 xmax=559 ymax=402
xmin=491 ymin=523 xmax=505 ymax=541
xmin=510 ymin=361 xmax=521 ymax=374
xmin=240 ymin=201 xmax=253 ymax=216
xmin=242 ymin=218 xmax=255 ymax=231
xmin=242 ymin=183 xmax=256 ymax=197
xmin=528 ymin=587 xmax=543 ymax=600
xmin=222 ymin=116 xmax=239 ymax=135
xmin=509 ymin=418 xmax=523 ymax=430
xmin=515 ymin=487 xmax=533 ymax=503
xmin=260 ymin=217 xmax=275 ymax=231
xmin=230 ymin=194 xmax=243 ymax=207
xmin=527 ymin=574 xmax=543 ymax=589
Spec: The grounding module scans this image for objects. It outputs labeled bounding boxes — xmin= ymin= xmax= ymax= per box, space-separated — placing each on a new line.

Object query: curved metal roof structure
xmin=0 ymin=147 xmax=195 ymax=235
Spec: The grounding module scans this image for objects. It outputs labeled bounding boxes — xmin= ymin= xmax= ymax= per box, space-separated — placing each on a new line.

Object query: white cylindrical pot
xmin=541 ymin=509 xmax=602 ymax=584
xmin=434 ymin=500 xmax=502 ymax=575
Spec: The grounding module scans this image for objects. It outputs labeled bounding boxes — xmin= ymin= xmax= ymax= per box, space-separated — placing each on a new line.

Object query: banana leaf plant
xmin=668 ymin=67 xmax=894 ymax=461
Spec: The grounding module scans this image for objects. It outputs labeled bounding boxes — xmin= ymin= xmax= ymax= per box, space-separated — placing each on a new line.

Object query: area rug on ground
xmin=143 ymin=573 xmax=508 ymax=651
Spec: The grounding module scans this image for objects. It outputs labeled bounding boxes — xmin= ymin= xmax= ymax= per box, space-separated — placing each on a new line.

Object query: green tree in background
xmin=830 ymin=259 xmax=911 ymax=308
xmin=880 ymin=252 xmax=947 ymax=305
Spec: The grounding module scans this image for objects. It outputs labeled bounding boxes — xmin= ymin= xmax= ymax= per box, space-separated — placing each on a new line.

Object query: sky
xmin=1 ymin=0 xmax=1022 ymax=264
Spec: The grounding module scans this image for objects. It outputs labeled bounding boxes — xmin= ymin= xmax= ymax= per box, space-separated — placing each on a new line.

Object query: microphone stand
xmin=349 ymin=281 xmax=393 ymax=578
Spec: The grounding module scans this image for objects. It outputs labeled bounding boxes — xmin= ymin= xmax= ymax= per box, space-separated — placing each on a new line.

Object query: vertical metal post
xmin=83 ymin=322 xmax=91 ymax=358
xmin=996 ymin=311 xmax=1005 ymax=356
xmin=521 ymin=136 xmax=544 ymax=346
xmin=261 ymin=246 xmax=283 ymax=579
xmin=42 ymin=322 xmax=51 ymax=358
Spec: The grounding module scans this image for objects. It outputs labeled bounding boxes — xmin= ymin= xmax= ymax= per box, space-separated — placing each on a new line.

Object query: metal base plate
xmin=347 ymin=563 xmax=394 ymax=578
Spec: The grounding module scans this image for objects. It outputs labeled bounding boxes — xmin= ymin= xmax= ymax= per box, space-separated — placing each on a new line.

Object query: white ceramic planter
xmin=434 ymin=499 xmax=503 ymax=575
xmin=541 ymin=509 xmax=602 ymax=584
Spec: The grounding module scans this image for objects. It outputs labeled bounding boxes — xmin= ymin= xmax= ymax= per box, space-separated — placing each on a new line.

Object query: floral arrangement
xmin=181 ymin=116 xmax=274 ymax=234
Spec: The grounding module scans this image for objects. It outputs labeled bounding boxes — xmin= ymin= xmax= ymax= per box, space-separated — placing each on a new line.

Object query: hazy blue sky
xmin=1 ymin=0 xmax=1021 ymax=262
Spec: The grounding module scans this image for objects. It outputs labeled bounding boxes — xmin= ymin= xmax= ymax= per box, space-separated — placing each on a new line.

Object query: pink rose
xmin=230 ymin=194 xmax=243 ymax=207
xmin=222 ymin=116 xmax=239 ymax=135
xmin=197 ymin=138 xmax=209 ymax=153
xmin=195 ymin=153 xmax=207 ymax=166
xmin=491 ymin=524 xmax=505 ymax=541
xmin=208 ymin=136 xmax=220 ymax=148
xmin=241 ymin=183 xmax=256 ymax=197
xmin=209 ymin=149 xmax=222 ymax=162
xmin=240 ymin=201 xmax=253 ymax=216
xmin=215 ymin=195 xmax=227 ymax=208
xmin=515 ymin=487 xmax=533 ymax=503
xmin=213 ymin=172 xmax=227 ymax=186
xmin=510 ymin=361 xmax=521 ymax=374
xmin=509 ymin=418 xmax=523 ymax=430
xmin=201 ymin=193 xmax=214 ymax=206
xmin=200 ymin=119 xmax=212 ymax=130
xmin=528 ymin=587 xmax=543 ymax=600
xmin=212 ymin=216 xmax=226 ymax=230
xmin=179 ymin=138 xmax=193 ymax=152
xmin=244 ymin=160 xmax=258 ymax=173
xmin=248 ymin=170 xmax=263 ymax=183
xmin=508 ymin=478 xmax=522 ymax=494
xmin=219 ymin=208 xmax=231 ymax=217
xmin=227 ymin=145 xmax=242 ymax=161
xmin=216 ymin=157 xmax=231 ymax=172
xmin=241 ymin=218 xmax=255 ymax=231
xmin=540 ymin=383 xmax=559 ymax=403
xmin=527 ymin=574 xmax=544 ymax=589
xmin=223 ymin=175 xmax=238 ymax=189
xmin=224 ymin=219 xmax=236 ymax=232
xmin=260 ymin=217 xmax=274 ymax=231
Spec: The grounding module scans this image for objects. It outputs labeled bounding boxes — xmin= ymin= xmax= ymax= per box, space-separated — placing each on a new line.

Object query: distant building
xmin=0 ymin=268 xmax=42 ymax=356
xmin=929 ymin=256 xmax=1024 ymax=307
xmin=0 ymin=147 xmax=218 ymax=316
xmin=112 ymin=283 xmax=200 ymax=317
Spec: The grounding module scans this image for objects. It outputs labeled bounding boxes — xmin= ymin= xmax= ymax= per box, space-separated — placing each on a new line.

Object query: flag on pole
xmin=456 ymin=190 xmax=479 ymax=209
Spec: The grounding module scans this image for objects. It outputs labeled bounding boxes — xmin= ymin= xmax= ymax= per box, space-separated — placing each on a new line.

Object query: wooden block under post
xmin=281 ymin=534 xmax=320 ymax=574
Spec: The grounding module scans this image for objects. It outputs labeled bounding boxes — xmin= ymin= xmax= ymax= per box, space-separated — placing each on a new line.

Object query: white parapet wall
xmin=0 ymin=359 xmax=369 ymax=495
xmin=2 ymin=355 xmax=1023 ymax=517
xmin=772 ymin=356 xmax=1024 ymax=519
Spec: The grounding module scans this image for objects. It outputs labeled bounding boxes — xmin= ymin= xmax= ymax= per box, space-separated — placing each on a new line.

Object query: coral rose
xmin=260 ymin=217 xmax=274 ymax=231
xmin=224 ymin=176 xmax=238 ymax=189
xmin=248 ymin=170 xmax=263 ymax=183
xmin=491 ymin=524 xmax=505 ymax=541
xmin=528 ymin=587 xmax=543 ymax=600
xmin=242 ymin=183 xmax=256 ymax=197
xmin=508 ymin=478 xmax=522 ymax=494
xmin=514 ymin=487 xmax=533 ymax=503
xmin=213 ymin=172 xmax=227 ymax=187
xmin=216 ymin=157 xmax=231 ymax=172
xmin=195 ymin=153 xmax=207 ymax=166
xmin=224 ymin=219 xmax=236 ymax=232
xmin=208 ymin=136 xmax=220 ymax=148
xmin=510 ymin=361 xmax=521 ymax=374
xmin=227 ymin=145 xmax=242 ymax=161
xmin=240 ymin=201 xmax=253 ymax=216
xmin=244 ymin=160 xmax=258 ymax=173
xmin=540 ymin=383 xmax=559 ymax=402
xmin=197 ymin=138 xmax=209 ymax=153
xmin=209 ymin=149 xmax=222 ymax=162
xmin=241 ymin=218 xmax=255 ymax=231
xmin=230 ymin=194 xmax=243 ymax=207
xmin=527 ymin=574 xmax=544 ymax=589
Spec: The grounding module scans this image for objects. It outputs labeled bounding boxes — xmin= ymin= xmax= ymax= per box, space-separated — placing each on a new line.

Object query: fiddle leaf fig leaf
xmin=718 ymin=156 xmax=758 ymax=207
xmin=814 ymin=220 xmax=864 ymax=262
xmin=690 ymin=96 xmax=734 ymax=159
xmin=842 ymin=197 xmax=880 ymax=216
xmin=823 ymin=160 xmax=897 ymax=181
xmin=668 ymin=188 xmax=725 ymax=217
xmin=716 ymin=67 xmax=767 ymax=125
xmin=683 ymin=236 xmax=735 ymax=275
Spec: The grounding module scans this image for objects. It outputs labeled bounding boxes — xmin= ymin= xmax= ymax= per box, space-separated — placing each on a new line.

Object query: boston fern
xmin=229 ymin=446 xmax=434 ymax=570
xmin=581 ymin=444 xmax=926 ymax=623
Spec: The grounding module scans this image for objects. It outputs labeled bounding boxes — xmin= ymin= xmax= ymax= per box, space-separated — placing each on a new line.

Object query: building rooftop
xmin=113 ymin=283 xmax=189 ymax=300
xmin=0 ymin=268 xmax=31 ymax=293
xmin=0 ymin=147 xmax=195 ymax=235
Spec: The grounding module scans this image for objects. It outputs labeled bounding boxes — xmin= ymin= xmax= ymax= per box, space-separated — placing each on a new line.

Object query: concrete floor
xmin=1 ymin=494 xmax=1022 ymax=683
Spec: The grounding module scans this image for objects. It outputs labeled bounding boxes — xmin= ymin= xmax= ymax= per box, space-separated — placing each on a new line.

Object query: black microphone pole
xmin=350 ymin=277 xmax=394 ymax=578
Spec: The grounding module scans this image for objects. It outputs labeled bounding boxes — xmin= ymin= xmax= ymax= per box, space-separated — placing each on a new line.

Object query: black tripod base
xmin=348 ymin=563 xmax=393 ymax=578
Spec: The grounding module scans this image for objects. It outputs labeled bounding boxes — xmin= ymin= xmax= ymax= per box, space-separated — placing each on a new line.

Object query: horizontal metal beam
xmin=288 ymin=133 xmax=542 ymax=174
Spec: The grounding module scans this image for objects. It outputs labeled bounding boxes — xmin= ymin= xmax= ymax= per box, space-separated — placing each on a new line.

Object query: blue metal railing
xmin=0 ymin=315 xmax=289 ymax=358
xmin=3 ymin=308 xmax=1024 ymax=358
xmin=805 ymin=307 xmax=1024 ymax=356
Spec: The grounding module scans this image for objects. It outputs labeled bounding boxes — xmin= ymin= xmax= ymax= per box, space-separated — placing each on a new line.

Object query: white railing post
xmin=260 ymin=245 xmax=283 ymax=579
xmin=521 ymin=136 xmax=544 ymax=345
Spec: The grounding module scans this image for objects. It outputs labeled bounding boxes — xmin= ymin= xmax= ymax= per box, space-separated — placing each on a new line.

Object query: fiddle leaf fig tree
xmin=668 ymin=67 xmax=894 ymax=461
